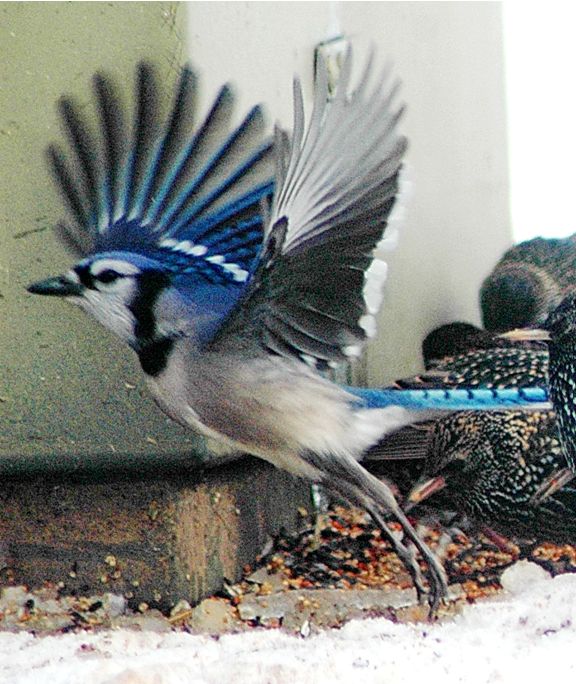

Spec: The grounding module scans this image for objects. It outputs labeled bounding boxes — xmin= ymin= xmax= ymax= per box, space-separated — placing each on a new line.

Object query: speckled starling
xmin=503 ymin=291 xmax=576 ymax=474
xmin=480 ymin=233 xmax=576 ymax=332
xmin=368 ymin=330 xmax=574 ymax=542
xmin=422 ymin=321 xmax=547 ymax=370
xmin=406 ymin=410 xmax=576 ymax=543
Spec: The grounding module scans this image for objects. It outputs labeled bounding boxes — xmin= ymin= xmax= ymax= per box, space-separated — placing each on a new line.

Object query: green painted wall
xmin=0 ymin=2 xmax=217 ymax=475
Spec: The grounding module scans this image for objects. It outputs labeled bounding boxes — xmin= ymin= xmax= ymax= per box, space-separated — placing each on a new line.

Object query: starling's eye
xmin=442 ymin=458 xmax=467 ymax=476
xmin=97 ymin=269 xmax=121 ymax=284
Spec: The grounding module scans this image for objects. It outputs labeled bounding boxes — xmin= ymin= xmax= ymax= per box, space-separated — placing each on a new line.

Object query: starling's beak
xmin=498 ymin=328 xmax=551 ymax=342
xmin=27 ymin=274 xmax=84 ymax=297
xmin=405 ymin=475 xmax=447 ymax=510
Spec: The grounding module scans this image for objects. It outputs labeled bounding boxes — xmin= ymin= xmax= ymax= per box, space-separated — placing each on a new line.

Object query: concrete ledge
xmin=0 ymin=457 xmax=311 ymax=611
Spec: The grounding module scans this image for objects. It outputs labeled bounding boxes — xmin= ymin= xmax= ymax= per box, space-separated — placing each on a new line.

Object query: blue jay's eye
xmin=97 ymin=269 xmax=121 ymax=284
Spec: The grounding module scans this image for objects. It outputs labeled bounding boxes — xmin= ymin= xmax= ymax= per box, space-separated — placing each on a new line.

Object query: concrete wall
xmin=0 ymin=2 xmax=511 ymax=471
xmin=0 ymin=2 xmax=199 ymax=472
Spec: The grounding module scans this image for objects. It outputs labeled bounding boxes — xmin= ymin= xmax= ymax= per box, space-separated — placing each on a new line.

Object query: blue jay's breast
xmin=144 ymin=337 xmax=377 ymax=477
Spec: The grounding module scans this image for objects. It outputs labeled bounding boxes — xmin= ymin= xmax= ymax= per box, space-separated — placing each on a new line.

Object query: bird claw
xmin=385 ymin=531 xmax=448 ymax=618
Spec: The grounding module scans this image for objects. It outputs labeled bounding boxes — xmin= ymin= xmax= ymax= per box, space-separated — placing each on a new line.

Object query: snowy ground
xmin=1 ymin=562 xmax=574 ymax=684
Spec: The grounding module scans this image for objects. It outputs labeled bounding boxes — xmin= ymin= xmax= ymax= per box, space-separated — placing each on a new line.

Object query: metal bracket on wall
xmin=314 ymin=35 xmax=350 ymax=96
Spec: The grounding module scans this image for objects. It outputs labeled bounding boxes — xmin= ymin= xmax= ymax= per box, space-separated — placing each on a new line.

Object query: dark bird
xmin=480 ymin=233 xmax=576 ymax=332
xmin=422 ymin=321 xmax=547 ymax=370
xmin=502 ymin=291 xmax=576 ymax=477
xmin=406 ymin=410 xmax=576 ymax=544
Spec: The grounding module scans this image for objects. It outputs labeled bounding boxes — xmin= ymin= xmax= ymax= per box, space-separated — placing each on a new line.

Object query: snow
xmin=1 ymin=563 xmax=575 ymax=684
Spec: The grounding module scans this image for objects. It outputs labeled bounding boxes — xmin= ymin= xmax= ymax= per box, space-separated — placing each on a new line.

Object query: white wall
xmin=186 ymin=1 xmax=512 ymax=383
xmin=504 ymin=2 xmax=576 ymax=242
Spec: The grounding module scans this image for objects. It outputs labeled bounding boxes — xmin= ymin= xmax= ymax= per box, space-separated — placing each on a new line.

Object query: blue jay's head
xmin=26 ymin=61 xmax=274 ymax=358
xmin=29 ymin=252 xmax=171 ymax=349
xmin=28 ymin=247 xmax=247 ymax=351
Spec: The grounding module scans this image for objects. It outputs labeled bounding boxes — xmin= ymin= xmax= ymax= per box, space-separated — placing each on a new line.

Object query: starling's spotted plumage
xmin=422 ymin=322 xmax=547 ymax=370
xmin=406 ymin=410 xmax=576 ymax=543
xmin=395 ymin=345 xmax=549 ymax=393
xmin=524 ymin=291 xmax=576 ymax=473
xmin=365 ymin=342 xmax=572 ymax=542
xmin=480 ymin=233 xmax=576 ymax=332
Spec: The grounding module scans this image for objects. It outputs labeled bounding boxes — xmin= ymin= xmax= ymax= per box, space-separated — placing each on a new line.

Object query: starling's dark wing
xmin=209 ymin=49 xmax=407 ymax=367
xmin=397 ymin=347 xmax=550 ymax=389
xmin=48 ymin=62 xmax=274 ymax=287
xmin=363 ymin=424 xmax=435 ymax=461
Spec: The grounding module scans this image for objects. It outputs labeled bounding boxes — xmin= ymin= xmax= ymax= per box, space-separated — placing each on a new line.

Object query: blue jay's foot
xmin=367 ymin=501 xmax=449 ymax=615
xmin=302 ymin=450 xmax=449 ymax=616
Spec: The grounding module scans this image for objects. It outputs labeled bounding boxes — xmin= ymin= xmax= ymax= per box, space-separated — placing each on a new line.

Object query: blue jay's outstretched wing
xmin=210 ymin=52 xmax=405 ymax=368
xmin=47 ymin=62 xmax=275 ymax=289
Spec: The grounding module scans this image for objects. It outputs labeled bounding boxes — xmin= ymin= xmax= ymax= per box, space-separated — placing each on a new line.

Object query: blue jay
xmin=27 ymin=52 xmax=549 ymax=611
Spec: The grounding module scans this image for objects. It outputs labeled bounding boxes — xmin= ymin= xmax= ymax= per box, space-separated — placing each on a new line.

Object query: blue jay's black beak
xmin=27 ymin=274 xmax=84 ymax=297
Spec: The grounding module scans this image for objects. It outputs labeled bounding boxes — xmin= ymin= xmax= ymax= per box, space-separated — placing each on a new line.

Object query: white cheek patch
xmin=76 ymin=289 xmax=137 ymax=341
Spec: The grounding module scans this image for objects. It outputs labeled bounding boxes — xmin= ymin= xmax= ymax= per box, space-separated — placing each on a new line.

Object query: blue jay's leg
xmin=301 ymin=448 xmax=447 ymax=607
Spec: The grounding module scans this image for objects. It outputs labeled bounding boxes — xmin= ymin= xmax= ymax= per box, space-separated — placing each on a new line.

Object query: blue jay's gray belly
xmin=144 ymin=342 xmax=417 ymax=479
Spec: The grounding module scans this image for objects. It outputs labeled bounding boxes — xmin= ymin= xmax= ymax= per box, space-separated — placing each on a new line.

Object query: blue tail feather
xmin=346 ymin=386 xmax=551 ymax=411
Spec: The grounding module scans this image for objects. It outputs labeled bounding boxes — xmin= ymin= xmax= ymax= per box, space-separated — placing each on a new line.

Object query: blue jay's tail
xmin=347 ymin=385 xmax=551 ymax=411
xmin=47 ymin=62 xmax=274 ymax=284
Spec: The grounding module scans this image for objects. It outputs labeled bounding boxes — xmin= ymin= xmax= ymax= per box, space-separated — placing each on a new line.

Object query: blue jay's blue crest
xmin=47 ymin=62 xmax=274 ymax=292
